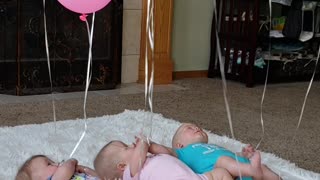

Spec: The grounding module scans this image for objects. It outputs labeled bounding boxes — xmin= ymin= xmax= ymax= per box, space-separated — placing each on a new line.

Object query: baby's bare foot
xmin=250 ymin=151 xmax=263 ymax=180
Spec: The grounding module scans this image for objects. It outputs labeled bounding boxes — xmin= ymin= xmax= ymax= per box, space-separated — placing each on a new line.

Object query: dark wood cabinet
xmin=0 ymin=0 xmax=123 ymax=95
xmin=208 ymin=0 xmax=260 ymax=87
xmin=208 ymin=0 xmax=320 ymax=87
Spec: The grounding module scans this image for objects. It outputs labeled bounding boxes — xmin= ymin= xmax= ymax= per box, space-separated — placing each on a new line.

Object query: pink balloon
xmin=57 ymin=0 xmax=112 ymax=14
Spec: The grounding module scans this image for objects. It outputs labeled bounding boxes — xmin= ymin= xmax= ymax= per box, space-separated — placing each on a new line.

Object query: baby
xmin=16 ymin=155 xmax=99 ymax=180
xmin=149 ymin=123 xmax=282 ymax=180
xmin=94 ymin=137 xmax=233 ymax=180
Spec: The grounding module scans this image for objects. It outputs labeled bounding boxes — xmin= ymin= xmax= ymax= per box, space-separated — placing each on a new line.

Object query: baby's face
xmin=29 ymin=156 xmax=59 ymax=180
xmin=177 ymin=123 xmax=208 ymax=147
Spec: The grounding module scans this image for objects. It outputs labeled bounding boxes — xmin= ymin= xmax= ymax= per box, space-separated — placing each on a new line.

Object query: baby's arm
xmin=149 ymin=141 xmax=176 ymax=156
xmin=51 ymin=159 xmax=77 ymax=180
xmin=129 ymin=136 xmax=149 ymax=177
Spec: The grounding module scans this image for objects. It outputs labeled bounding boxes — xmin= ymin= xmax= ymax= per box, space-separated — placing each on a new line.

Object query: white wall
xmin=171 ymin=0 xmax=213 ymax=72
xmin=121 ymin=0 xmax=142 ymax=83
xmin=121 ymin=0 xmax=214 ymax=83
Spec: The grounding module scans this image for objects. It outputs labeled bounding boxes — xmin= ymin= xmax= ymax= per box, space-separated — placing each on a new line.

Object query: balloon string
xmin=139 ymin=0 xmax=155 ymax=176
xmin=256 ymin=60 xmax=269 ymax=150
xmin=144 ymin=0 xmax=154 ymax=112
xmin=212 ymin=0 xmax=234 ymax=139
xmin=42 ymin=0 xmax=57 ymax=129
xmin=148 ymin=0 xmax=155 ymax=140
xmin=69 ymin=13 xmax=95 ymax=158
xmin=294 ymin=43 xmax=320 ymax=138
xmin=147 ymin=0 xmax=154 ymax=114
xmin=213 ymin=1 xmax=242 ymax=179
xmin=256 ymin=0 xmax=272 ymax=150
xmin=144 ymin=0 xmax=150 ymax=110
xmin=142 ymin=0 xmax=154 ymax=138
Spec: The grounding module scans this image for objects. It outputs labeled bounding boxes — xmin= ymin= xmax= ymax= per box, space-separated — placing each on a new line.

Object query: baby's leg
xmin=215 ymin=151 xmax=263 ymax=180
xmin=204 ymin=168 xmax=233 ymax=180
xmin=261 ymin=165 xmax=282 ymax=180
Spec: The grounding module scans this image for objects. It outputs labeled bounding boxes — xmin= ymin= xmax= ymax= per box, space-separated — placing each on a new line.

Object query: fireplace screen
xmin=0 ymin=0 xmax=122 ymax=95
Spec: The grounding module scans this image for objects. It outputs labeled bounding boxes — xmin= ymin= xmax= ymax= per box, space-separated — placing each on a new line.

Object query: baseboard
xmin=173 ymin=70 xmax=208 ymax=80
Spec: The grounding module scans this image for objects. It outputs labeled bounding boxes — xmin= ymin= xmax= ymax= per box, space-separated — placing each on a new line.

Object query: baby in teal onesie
xmin=175 ymin=143 xmax=252 ymax=180
xmin=149 ymin=123 xmax=282 ymax=180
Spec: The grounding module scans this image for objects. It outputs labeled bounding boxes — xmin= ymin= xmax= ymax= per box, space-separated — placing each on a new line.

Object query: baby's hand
xmin=64 ymin=158 xmax=78 ymax=166
xmin=134 ymin=135 xmax=150 ymax=149
xmin=242 ymin=144 xmax=255 ymax=158
xmin=136 ymin=133 xmax=151 ymax=144
xmin=130 ymin=135 xmax=150 ymax=177
xmin=58 ymin=158 xmax=77 ymax=166
xmin=76 ymin=165 xmax=98 ymax=177
xmin=51 ymin=158 xmax=78 ymax=180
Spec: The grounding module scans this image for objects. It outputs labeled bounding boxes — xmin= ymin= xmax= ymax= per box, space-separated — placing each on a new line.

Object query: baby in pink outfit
xmin=94 ymin=137 xmax=232 ymax=180
xmin=15 ymin=155 xmax=98 ymax=180
xmin=123 ymin=154 xmax=208 ymax=180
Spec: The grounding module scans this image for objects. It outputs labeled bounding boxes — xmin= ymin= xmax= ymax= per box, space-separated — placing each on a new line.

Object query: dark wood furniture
xmin=208 ymin=0 xmax=320 ymax=87
xmin=0 ymin=0 xmax=123 ymax=95
xmin=208 ymin=0 xmax=260 ymax=87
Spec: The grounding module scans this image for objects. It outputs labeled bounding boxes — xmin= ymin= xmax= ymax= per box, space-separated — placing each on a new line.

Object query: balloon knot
xmin=79 ymin=14 xmax=88 ymax=22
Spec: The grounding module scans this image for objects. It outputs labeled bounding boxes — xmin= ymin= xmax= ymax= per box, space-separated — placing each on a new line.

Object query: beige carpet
xmin=1 ymin=78 xmax=319 ymax=173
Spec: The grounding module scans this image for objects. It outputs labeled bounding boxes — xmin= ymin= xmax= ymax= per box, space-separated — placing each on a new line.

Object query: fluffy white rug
xmin=1 ymin=110 xmax=319 ymax=180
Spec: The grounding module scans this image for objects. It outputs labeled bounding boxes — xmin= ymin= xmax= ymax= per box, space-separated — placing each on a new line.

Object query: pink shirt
xmin=123 ymin=154 xmax=208 ymax=180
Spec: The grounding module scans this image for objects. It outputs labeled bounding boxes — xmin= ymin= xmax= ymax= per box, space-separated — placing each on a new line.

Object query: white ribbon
xmin=212 ymin=0 xmax=234 ymax=139
xmin=256 ymin=0 xmax=273 ymax=150
xmin=294 ymin=43 xmax=320 ymax=137
xmin=69 ymin=13 xmax=95 ymax=158
xmin=142 ymin=0 xmax=155 ymax=138
xmin=42 ymin=0 xmax=57 ymax=130
xmin=138 ymin=0 xmax=155 ymax=177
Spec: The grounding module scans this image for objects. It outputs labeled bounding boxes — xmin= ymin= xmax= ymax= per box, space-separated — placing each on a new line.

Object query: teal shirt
xmin=175 ymin=143 xmax=252 ymax=180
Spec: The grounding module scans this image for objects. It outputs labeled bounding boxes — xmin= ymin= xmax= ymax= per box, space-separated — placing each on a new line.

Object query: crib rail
xmin=208 ymin=0 xmax=260 ymax=87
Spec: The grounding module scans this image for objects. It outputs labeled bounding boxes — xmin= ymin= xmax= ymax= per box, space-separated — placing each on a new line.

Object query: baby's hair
xmin=15 ymin=155 xmax=47 ymax=180
xmin=94 ymin=141 xmax=123 ymax=180
xmin=172 ymin=124 xmax=186 ymax=148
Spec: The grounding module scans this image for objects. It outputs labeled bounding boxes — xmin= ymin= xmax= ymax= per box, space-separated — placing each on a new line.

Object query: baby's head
xmin=16 ymin=155 xmax=59 ymax=180
xmin=94 ymin=140 xmax=135 ymax=179
xmin=172 ymin=123 xmax=208 ymax=149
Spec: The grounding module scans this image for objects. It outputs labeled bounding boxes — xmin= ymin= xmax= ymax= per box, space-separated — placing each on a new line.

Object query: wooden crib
xmin=208 ymin=0 xmax=260 ymax=87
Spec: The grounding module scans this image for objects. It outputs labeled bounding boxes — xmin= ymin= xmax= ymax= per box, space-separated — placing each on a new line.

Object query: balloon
xmin=57 ymin=0 xmax=111 ymax=14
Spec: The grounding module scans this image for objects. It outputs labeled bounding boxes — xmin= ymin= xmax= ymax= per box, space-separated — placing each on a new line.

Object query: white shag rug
xmin=1 ymin=110 xmax=319 ymax=180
